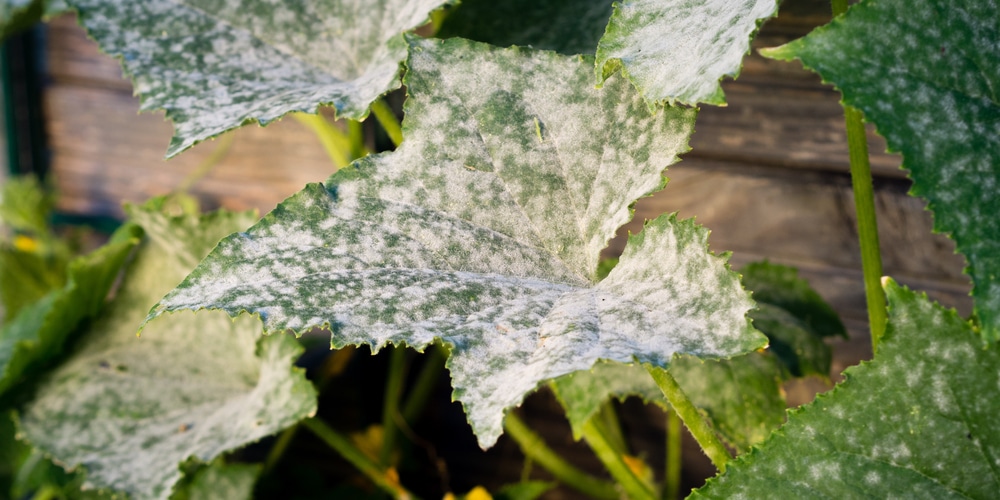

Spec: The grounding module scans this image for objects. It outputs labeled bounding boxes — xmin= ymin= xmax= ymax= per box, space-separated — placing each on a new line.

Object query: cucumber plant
xmin=0 ymin=0 xmax=996 ymax=498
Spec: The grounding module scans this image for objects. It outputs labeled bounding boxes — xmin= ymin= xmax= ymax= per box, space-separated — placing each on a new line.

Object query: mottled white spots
xmin=596 ymin=0 xmax=778 ymax=105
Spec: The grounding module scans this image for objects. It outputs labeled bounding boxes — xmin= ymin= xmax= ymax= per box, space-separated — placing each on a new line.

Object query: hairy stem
xmin=581 ymin=417 xmax=656 ymax=500
xmin=301 ymin=417 xmax=412 ymax=499
xmin=665 ymin=409 xmax=682 ymax=500
xmin=371 ymin=99 xmax=404 ymax=147
xmin=832 ymin=0 xmax=887 ymax=350
xmin=646 ymin=366 xmax=730 ymax=471
xmin=175 ymin=132 xmax=234 ymax=193
xmin=262 ymin=424 xmax=299 ymax=474
xmin=503 ymin=413 xmax=619 ymax=500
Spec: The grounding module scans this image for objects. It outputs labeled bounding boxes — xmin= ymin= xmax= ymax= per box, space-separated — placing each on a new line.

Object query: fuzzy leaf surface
xmin=435 ymin=0 xmax=612 ymax=55
xmin=151 ymin=37 xmax=763 ymax=448
xmin=694 ymin=281 xmax=1000 ymax=498
xmin=595 ymin=0 xmax=778 ymax=106
xmin=67 ymin=0 xmax=451 ymax=157
xmin=552 ymin=261 xmax=837 ymax=449
xmin=0 ymin=224 xmax=140 ymax=397
xmin=19 ymin=203 xmax=317 ymax=500
xmin=763 ymin=0 xmax=1000 ymax=341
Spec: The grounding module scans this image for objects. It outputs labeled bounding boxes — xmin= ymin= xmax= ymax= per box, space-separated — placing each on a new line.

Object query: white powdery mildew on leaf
xmin=763 ymin=0 xmax=1000 ymax=341
xmin=19 ymin=205 xmax=316 ymax=500
xmin=68 ymin=0 xmax=450 ymax=156
xmin=152 ymin=38 xmax=763 ymax=447
xmin=595 ymin=0 xmax=778 ymax=106
xmin=692 ymin=281 xmax=1000 ymax=499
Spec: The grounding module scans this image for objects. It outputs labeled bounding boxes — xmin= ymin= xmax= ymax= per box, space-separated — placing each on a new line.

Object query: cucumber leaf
xmin=693 ymin=280 xmax=1000 ymax=498
xmin=149 ymin=37 xmax=764 ymax=448
xmin=552 ymin=262 xmax=838 ymax=452
xmin=596 ymin=0 xmax=779 ymax=106
xmin=18 ymin=202 xmax=317 ymax=500
xmin=435 ymin=0 xmax=613 ymax=56
xmin=762 ymin=0 xmax=1000 ymax=341
xmin=0 ymin=223 xmax=141 ymax=397
xmin=66 ymin=0 xmax=452 ymax=157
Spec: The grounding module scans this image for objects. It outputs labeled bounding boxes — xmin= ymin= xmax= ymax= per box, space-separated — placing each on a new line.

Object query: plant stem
xmin=380 ymin=346 xmax=408 ymax=466
xmin=645 ymin=366 xmax=730 ymax=471
xmin=581 ymin=417 xmax=657 ymax=500
xmin=348 ymin=119 xmax=365 ymax=160
xmin=503 ymin=413 xmax=619 ymax=500
xmin=262 ymin=424 xmax=299 ymax=474
xmin=371 ymin=99 xmax=404 ymax=147
xmin=401 ymin=345 xmax=447 ymax=423
xmin=175 ymin=132 xmax=234 ymax=193
xmin=597 ymin=400 xmax=629 ymax=455
xmin=832 ymin=0 xmax=887 ymax=350
xmin=301 ymin=417 xmax=413 ymax=499
xmin=291 ymin=112 xmax=352 ymax=168
xmin=665 ymin=409 xmax=682 ymax=500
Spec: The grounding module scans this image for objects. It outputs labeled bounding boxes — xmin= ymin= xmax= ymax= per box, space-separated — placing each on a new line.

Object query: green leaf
xmin=0 ymin=223 xmax=141 ymax=397
xmin=693 ymin=280 xmax=1000 ymax=499
xmin=172 ymin=461 xmax=260 ymax=500
xmin=435 ymin=0 xmax=613 ymax=55
xmin=0 ymin=249 xmax=68 ymax=322
xmin=552 ymin=261 xmax=839 ymax=451
xmin=150 ymin=37 xmax=764 ymax=448
xmin=595 ymin=0 xmax=779 ymax=106
xmin=668 ymin=354 xmax=785 ymax=453
xmin=741 ymin=261 xmax=845 ymax=339
xmin=66 ymin=0 xmax=452 ymax=157
xmin=762 ymin=0 xmax=1000 ymax=341
xmin=494 ymin=481 xmax=556 ymax=500
xmin=0 ymin=175 xmax=56 ymax=237
xmin=0 ymin=0 xmax=43 ymax=41
xmin=19 ymin=202 xmax=317 ymax=500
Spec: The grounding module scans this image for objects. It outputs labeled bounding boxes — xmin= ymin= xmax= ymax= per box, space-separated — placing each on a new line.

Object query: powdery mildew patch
xmin=69 ymin=0 xmax=451 ymax=156
xmin=19 ymin=206 xmax=317 ymax=500
xmin=693 ymin=282 xmax=1000 ymax=498
xmin=596 ymin=0 xmax=778 ymax=106
xmin=764 ymin=0 xmax=1000 ymax=341
xmin=152 ymin=38 xmax=764 ymax=447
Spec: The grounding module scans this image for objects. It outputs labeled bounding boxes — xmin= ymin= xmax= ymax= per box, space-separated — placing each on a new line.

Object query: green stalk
xmin=832 ymin=0 xmax=887 ymax=350
xmin=371 ymin=99 xmax=404 ymax=147
xmin=597 ymin=400 xmax=629 ymax=455
xmin=348 ymin=119 xmax=365 ymax=160
xmin=646 ymin=366 xmax=730 ymax=471
xmin=503 ymin=413 xmax=619 ymax=500
xmin=580 ymin=418 xmax=656 ymax=500
xmin=664 ymin=409 xmax=682 ymax=500
xmin=291 ymin=113 xmax=351 ymax=168
xmin=301 ymin=417 xmax=413 ymax=499
xmin=401 ymin=345 xmax=447 ymax=423
xmin=175 ymin=132 xmax=234 ymax=193
xmin=380 ymin=346 xmax=409 ymax=466
xmin=262 ymin=424 xmax=299 ymax=474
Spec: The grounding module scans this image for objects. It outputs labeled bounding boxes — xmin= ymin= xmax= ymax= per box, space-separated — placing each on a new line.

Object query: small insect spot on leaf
xmin=98 ymin=360 xmax=111 ymax=369
xmin=177 ymin=423 xmax=193 ymax=433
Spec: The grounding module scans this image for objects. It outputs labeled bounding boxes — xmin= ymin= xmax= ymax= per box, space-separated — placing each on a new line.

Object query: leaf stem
xmin=291 ymin=113 xmax=351 ymax=168
xmin=380 ymin=346 xmax=409 ymax=466
xmin=262 ymin=424 xmax=299 ymax=474
xmin=503 ymin=412 xmax=619 ymax=500
xmin=832 ymin=0 xmax=887 ymax=350
xmin=301 ymin=417 xmax=413 ymax=499
xmin=348 ymin=119 xmax=365 ymax=160
xmin=645 ymin=366 xmax=730 ymax=471
xmin=371 ymin=99 xmax=404 ymax=147
xmin=665 ymin=409 xmax=682 ymax=500
xmin=401 ymin=345 xmax=447 ymax=423
xmin=175 ymin=132 xmax=234 ymax=193
xmin=597 ymin=400 xmax=629 ymax=455
xmin=581 ymin=417 xmax=657 ymax=500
